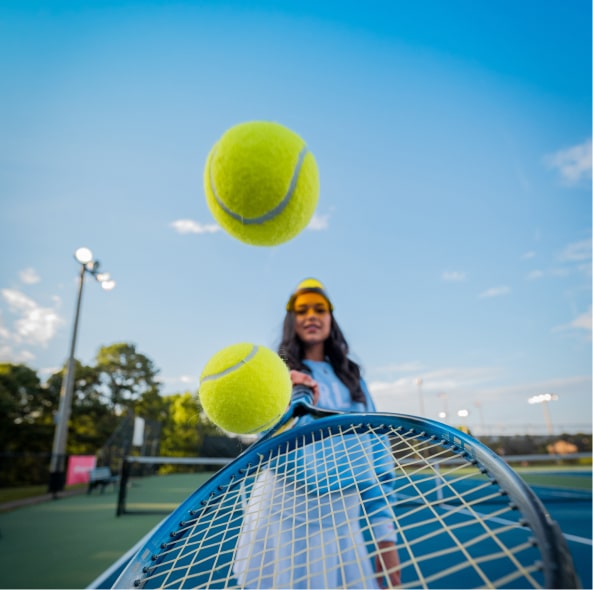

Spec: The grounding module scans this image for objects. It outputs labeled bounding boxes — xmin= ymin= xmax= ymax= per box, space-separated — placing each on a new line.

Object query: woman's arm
xmin=375 ymin=540 xmax=401 ymax=588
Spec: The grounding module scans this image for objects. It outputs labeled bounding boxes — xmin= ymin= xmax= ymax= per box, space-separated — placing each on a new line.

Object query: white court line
xmin=563 ymin=532 xmax=593 ymax=546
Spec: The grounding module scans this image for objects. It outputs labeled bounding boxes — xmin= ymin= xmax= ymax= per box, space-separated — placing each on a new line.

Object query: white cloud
xmin=368 ymin=366 xmax=500 ymax=415
xmin=1 ymin=289 xmax=63 ymax=347
xmin=170 ymin=213 xmax=330 ymax=235
xmin=366 ymin=351 xmax=591 ymax=432
xmin=571 ymin=307 xmax=592 ymax=332
xmin=526 ymin=270 xmax=544 ymax=280
xmin=479 ymin=375 xmax=591 ymax=402
xmin=552 ymin=306 xmax=592 ymax=337
xmin=372 ymin=361 xmax=425 ymax=375
xmin=307 ymin=212 xmax=330 ymax=231
xmin=479 ymin=286 xmax=511 ymax=298
xmin=0 ymin=343 xmax=35 ymax=364
xmin=545 ymin=138 xmax=592 ymax=185
xmin=369 ymin=367 xmax=499 ymax=396
xmin=0 ymin=313 xmax=10 ymax=341
xmin=558 ymin=238 xmax=592 ymax=263
xmin=522 ymin=251 xmax=536 ymax=260
xmin=170 ymin=219 xmax=221 ymax=235
xmin=416 ymin=367 xmax=500 ymax=391
xmin=19 ymin=267 xmax=40 ymax=285
xmin=0 ymin=312 xmax=37 ymax=363
xmin=160 ymin=374 xmax=198 ymax=386
xmin=442 ymin=271 xmax=467 ymax=282
xmin=548 ymin=267 xmax=570 ymax=278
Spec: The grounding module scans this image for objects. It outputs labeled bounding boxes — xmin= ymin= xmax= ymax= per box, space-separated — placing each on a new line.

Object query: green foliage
xmin=0 ymin=363 xmax=48 ymax=452
xmin=0 ymin=343 xmax=241 ymax=486
xmin=157 ymin=392 xmax=219 ymax=473
xmin=45 ymin=359 xmax=118 ymax=456
xmin=0 ymin=484 xmax=49 ymax=503
xmin=135 ymin=387 xmax=169 ymax=423
xmin=96 ymin=342 xmax=160 ymax=410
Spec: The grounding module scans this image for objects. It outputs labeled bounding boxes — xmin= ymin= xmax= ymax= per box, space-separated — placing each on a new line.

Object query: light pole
xmin=415 ymin=377 xmax=425 ymax=416
xmin=474 ymin=400 xmax=485 ymax=435
xmin=528 ymin=393 xmax=558 ymax=435
xmin=48 ymin=247 xmax=115 ymax=496
xmin=437 ymin=392 xmax=449 ymax=422
xmin=457 ymin=408 xmax=470 ymax=432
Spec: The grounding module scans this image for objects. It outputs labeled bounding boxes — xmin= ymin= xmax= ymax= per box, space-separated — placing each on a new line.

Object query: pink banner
xmin=66 ymin=455 xmax=96 ymax=486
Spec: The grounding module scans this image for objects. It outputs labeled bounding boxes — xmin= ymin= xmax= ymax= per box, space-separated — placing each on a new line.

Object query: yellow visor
xmin=293 ymin=293 xmax=331 ymax=315
xmin=286 ymin=277 xmax=334 ymax=311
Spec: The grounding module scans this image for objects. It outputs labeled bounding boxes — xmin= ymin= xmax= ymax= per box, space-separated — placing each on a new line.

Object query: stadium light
xmin=48 ymin=247 xmax=115 ymax=497
xmin=528 ymin=393 xmax=558 ymax=435
xmin=457 ymin=408 xmax=470 ymax=433
xmin=474 ymin=400 xmax=485 ymax=435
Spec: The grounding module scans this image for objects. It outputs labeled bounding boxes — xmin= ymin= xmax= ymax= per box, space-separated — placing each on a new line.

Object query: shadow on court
xmin=0 ymin=471 xmax=590 ymax=589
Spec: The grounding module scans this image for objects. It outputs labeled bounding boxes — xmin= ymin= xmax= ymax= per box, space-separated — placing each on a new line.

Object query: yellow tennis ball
xmin=203 ymin=121 xmax=320 ymax=246
xmin=199 ymin=343 xmax=292 ymax=434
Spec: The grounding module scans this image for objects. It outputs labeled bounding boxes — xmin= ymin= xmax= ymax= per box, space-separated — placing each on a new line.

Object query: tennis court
xmin=0 ymin=468 xmax=590 ymax=589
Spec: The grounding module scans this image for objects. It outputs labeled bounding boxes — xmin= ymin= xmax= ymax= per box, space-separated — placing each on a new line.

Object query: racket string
xmin=135 ymin=420 xmax=553 ymax=589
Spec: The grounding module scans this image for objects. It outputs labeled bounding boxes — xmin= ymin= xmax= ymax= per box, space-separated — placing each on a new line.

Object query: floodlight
xmin=75 ymin=247 xmax=93 ymax=264
xmin=101 ymin=280 xmax=116 ymax=291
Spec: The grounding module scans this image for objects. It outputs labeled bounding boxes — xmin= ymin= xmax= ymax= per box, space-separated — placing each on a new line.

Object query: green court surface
xmin=0 ymin=468 xmax=590 ymax=589
xmin=515 ymin=466 xmax=592 ymax=490
xmin=0 ymin=473 xmax=212 ymax=589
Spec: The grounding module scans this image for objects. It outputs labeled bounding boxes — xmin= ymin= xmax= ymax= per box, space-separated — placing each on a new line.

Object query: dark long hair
xmin=278 ymin=312 xmax=366 ymax=404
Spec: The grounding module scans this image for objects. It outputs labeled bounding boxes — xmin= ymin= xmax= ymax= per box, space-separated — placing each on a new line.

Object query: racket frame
xmin=113 ymin=392 xmax=579 ymax=589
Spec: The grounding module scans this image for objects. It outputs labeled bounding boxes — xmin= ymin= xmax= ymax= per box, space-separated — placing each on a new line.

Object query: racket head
xmin=112 ymin=409 xmax=579 ymax=589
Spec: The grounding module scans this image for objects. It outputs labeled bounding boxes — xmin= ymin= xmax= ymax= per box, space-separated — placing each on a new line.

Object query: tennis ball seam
xmin=208 ymin=145 xmax=310 ymax=225
xmin=200 ymin=344 xmax=259 ymax=383
xmin=243 ymin=413 xmax=282 ymax=434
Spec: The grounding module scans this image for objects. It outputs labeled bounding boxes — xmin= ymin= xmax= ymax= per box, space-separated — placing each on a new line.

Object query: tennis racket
xmin=111 ymin=386 xmax=579 ymax=589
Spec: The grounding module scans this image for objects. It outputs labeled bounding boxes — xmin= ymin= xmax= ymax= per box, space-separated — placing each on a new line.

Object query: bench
xmin=87 ymin=466 xmax=119 ymax=494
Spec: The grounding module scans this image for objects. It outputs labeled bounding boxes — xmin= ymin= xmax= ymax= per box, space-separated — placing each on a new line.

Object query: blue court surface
xmin=533 ymin=485 xmax=592 ymax=590
xmin=92 ymin=469 xmax=592 ymax=589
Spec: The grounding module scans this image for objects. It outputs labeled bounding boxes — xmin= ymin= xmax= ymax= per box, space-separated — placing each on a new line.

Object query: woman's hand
xmin=289 ymin=370 xmax=319 ymax=405
xmin=374 ymin=540 xmax=401 ymax=588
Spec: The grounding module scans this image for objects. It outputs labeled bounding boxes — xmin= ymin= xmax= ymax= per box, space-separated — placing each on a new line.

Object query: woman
xmin=234 ymin=279 xmax=400 ymax=588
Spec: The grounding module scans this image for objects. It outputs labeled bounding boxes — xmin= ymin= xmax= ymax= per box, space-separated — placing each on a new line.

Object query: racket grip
xmin=291 ymin=384 xmax=314 ymax=404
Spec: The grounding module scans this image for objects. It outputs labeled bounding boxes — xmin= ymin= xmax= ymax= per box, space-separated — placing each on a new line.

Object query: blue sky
xmin=1 ymin=0 xmax=591 ymax=435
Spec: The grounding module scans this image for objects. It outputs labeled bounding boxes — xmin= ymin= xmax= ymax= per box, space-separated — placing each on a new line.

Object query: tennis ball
xmin=203 ymin=121 xmax=319 ymax=246
xmin=199 ymin=343 xmax=292 ymax=434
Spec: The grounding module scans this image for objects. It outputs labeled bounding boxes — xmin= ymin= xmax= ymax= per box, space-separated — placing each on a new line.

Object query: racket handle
xmin=291 ymin=384 xmax=314 ymax=404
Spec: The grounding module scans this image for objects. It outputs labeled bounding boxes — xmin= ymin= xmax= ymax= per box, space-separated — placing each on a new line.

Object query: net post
xmin=116 ymin=457 xmax=132 ymax=517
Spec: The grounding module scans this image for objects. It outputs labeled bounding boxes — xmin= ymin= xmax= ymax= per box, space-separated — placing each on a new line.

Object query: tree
xmin=153 ymin=391 xmax=221 ymax=472
xmin=0 ymin=347 xmax=248 ymax=484
xmin=95 ymin=343 xmax=161 ymax=410
xmin=0 ymin=363 xmax=49 ymax=452
xmin=135 ymin=387 xmax=169 ymax=424
xmin=159 ymin=392 xmax=203 ymax=457
xmin=0 ymin=363 xmax=55 ymax=485
xmin=45 ymin=360 xmax=119 ymax=455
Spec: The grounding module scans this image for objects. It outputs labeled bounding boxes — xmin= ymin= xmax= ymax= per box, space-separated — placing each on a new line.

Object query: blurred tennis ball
xmin=203 ymin=121 xmax=319 ymax=246
xmin=199 ymin=342 xmax=292 ymax=434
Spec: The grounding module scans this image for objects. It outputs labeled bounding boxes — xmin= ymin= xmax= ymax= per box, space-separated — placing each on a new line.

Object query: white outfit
xmin=233 ymin=360 xmax=396 ymax=589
